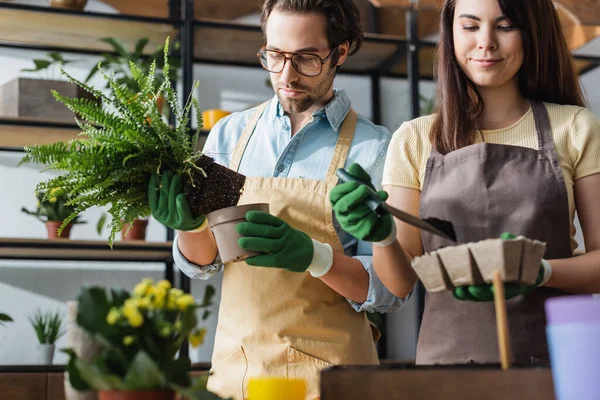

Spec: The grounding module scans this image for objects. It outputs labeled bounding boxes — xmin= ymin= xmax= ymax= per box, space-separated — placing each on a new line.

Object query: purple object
xmin=545 ymin=295 xmax=600 ymax=325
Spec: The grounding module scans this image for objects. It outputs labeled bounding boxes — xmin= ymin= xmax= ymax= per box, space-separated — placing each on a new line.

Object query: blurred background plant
xmin=64 ymin=278 xmax=221 ymax=399
xmin=28 ymin=309 xmax=65 ymax=344
xmin=21 ymin=188 xmax=85 ymax=225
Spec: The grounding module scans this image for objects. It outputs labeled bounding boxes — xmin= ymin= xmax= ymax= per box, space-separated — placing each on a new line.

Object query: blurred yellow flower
xmin=152 ymin=287 xmax=167 ymax=309
xmin=106 ymin=308 xmax=120 ymax=325
xmin=170 ymin=288 xmax=184 ymax=298
xmin=123 ymin=335 xmax=136 ymax=346
xmin=175 ymin=294 xmax=195 ymax=311
xmin=48 ymin=187 xmax=61 ymax=203
xmin=189 ymin=328 xmax=206 ymax=348
xmin=137 ymin=297 xmax=151 ymax=309
xmin=156 ymin=280 xmax=172 ymax=290
xmin=133 ymin=278 xmax=153 ymax=297
xmin=122 ymin=304 xmax=144 ymax=328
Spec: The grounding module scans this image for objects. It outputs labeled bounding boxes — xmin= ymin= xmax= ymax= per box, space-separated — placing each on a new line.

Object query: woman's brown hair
xmin=431 ymin=0 xmax=586 ymax=154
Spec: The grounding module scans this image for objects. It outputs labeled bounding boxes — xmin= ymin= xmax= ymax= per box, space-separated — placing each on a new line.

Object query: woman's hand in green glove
xmin=148 ymin=170 xmax=206 ymax=231
xmin=329 ymin=163 xmax=393 ymax=242
xmin=453 ymin=265 xmax=545 ymax=301
xmin=236 ymin=211 xmax=314 ymax=272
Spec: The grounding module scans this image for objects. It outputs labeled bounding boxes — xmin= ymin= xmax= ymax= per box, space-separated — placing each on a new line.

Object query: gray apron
xmin=416 ymin=101 xmax=572 ymax=365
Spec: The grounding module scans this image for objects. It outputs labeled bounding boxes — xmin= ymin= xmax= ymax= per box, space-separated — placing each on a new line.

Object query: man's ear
xmin=336 ymin=41 xmax=351 ymax=66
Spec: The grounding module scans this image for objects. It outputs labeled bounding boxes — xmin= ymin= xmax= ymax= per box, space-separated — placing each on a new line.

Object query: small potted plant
xmin=29 ymin=309 xmax=65 ymax=365
xmin=64 ymin=278 xmax=224 ymax=400
xmin=21 ymin=188 xmax=86 ymax=239
xmin=19 ymin=39 xmax=260 ymax=255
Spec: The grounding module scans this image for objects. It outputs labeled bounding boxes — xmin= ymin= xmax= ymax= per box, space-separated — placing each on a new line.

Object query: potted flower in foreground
xmin=29 ymin=309 xmax=65 ymax=364
xmin=64 ymin=278 xmax=224 ymax=400
xmin=19 ymin=38 xmax=255 ymax=250
xmin=21 ymin=188 xmax=85 ymax=239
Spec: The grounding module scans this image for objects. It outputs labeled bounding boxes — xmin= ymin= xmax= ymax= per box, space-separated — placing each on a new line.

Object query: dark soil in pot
xmin=184 ymin=155 xmax=246 ymax=216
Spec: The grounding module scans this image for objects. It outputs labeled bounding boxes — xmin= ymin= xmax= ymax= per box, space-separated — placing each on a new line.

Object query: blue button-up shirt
xmin=174 ymin=89 xmax=406 ymax=313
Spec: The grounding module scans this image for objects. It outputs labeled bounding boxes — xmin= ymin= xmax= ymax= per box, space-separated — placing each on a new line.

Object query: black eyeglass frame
xmin=256 ymin=45 xmax=339 ymax=77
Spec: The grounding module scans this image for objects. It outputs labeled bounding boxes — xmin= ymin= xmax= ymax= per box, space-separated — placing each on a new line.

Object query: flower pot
xmin=121 ymin=219 xmax=148 ymax=241
xmin=49 ymin=0 xmax=87 ymax=9
xmin=99 ymin=390 xmax=175 ymax=400
xmin=37 ymin=343 xmax=55 ymax=365
xmin=207 ymin=203 xmax=269 ymax=264
xmin=46 ymin=221 xmax=72 ymax=239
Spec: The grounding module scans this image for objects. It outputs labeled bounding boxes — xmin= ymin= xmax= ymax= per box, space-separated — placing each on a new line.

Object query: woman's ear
xmin=336 ymin=41 xmax=351 ymax=66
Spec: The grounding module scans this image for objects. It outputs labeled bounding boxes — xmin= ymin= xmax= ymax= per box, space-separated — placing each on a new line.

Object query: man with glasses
xmin=150 ymin=1 xmax=405 ymax=399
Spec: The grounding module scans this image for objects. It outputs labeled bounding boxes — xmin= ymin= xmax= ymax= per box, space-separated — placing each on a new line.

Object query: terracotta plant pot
xmin=207 ymin=203 xmax=269 ymax=264
xmin=46 ymin=221 xmax=72 ymax=239
xmin=121 ymin=219 xmax=148 ymax=241
xmin=98 ymin=390 xmax=175 ymax=400
xmin=49 ymin=0 xmax=87 ymax=9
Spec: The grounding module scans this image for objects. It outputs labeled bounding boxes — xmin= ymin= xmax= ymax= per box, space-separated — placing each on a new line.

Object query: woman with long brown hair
xmin=330 ymin=0 xmax=600 ymax=364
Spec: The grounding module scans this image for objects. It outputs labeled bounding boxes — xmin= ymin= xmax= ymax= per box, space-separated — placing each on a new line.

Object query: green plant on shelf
xmin=21 ymin=188 xmax=85 ymax=225
xmin=85 ymin=37 xmax=180 ymax=115
xmin=64 ymin=278 xmax=224 ymax=399
xmin=21 ymin=51 xmax=75 ymax=80
xmin=28 ymin=309 xmax=66 ymax=344
xmin=19 ymin=38 xmax=204 ymax=245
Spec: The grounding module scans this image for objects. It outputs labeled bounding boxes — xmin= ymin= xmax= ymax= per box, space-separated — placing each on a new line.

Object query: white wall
xmin=0 ymin=33 xmax=598 ymax=365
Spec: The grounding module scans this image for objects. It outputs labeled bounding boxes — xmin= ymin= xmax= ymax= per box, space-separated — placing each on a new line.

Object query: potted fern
xmin=28 ymin=309 xmax=65 ymax=365
xmin=19 ymin=39 xmax=252 ymax=247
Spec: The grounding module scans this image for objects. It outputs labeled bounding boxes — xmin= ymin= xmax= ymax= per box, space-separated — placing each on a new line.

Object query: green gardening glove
xmin=148 ymin=170 xmax=206 ymax=231
xmin=452 ymin=233 xmax=544 ymax=301
xmin=236 ymin=211 xmax=314 ymax=273
xmin=329 ymin=163 xmax=393 ymax=242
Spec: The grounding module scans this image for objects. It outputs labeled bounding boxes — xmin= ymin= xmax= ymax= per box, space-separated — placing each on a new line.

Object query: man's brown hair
xmin=260 ymin=0 xmax=364 ymax=60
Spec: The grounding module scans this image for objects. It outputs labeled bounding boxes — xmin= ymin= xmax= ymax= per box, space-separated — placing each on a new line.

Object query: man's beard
xmin=276 ymin=70 xmax=334 ymax=114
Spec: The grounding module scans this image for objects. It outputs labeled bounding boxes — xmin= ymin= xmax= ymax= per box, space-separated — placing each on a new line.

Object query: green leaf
xmin=48 ymin=51 xmax=66 ymax=64
xmin=96 ymin=213 xmax=107 ymax=235
xmin=74 ymin=356 xmax=127 ymax=390
xmin=173 ymin=374 xmax=230 ymax=400
xmin=0 ymin=313 xmax=12 ymax=322
xmin=122 ymin=351 xmax=166 ymax=390
xmin=63 ymin=348 xmax=93 ymax=391
xmin=100 ymin=37 xmax=130 ymax=59
xmin=133 ymin=38 xmax=150 ymax=59
xmin=21 ymin=59 xmax=52 ymax=72
xmin=202 ymin=285 xmax=216 ymax=307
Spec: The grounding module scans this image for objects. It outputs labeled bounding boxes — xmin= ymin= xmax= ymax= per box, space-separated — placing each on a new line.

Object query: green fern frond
xmin=20 ymin=38 xmax=205 ymax=246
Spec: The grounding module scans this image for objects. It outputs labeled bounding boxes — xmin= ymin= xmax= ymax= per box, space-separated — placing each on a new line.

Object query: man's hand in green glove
xmin=330 ymin=163 xmax=393 ymax=242
xmin=236 ymin=211 xmax=315 ymax=273
xmin=148 ymin=170 xmax=206 ymax=231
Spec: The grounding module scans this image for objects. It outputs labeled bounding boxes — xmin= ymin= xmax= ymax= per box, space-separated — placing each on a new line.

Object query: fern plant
xmin=19 ymin=38 xmax=240 ymax=245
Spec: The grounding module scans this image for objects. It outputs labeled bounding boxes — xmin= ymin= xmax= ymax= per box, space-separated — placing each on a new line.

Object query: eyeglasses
xmin=257 ymin=45 xmax=338 ymax=77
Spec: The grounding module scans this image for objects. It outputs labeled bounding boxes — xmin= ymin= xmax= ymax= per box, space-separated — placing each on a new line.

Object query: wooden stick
xmin=493 ymin=270 xmax=512 ymax=370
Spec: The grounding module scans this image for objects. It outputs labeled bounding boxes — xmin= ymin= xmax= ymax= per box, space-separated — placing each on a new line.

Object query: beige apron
xmin=416 ymin=101 xmax=571 ymax=365
xmin=207 ymin=102 xmax=379 ymax=400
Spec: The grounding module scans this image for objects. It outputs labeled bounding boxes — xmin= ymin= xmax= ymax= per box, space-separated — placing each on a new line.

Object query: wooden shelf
xmin=0 ymin=3 xmax=179 ymax=55
xmin=0 ymin=237 xmax=173 ymax=262
xmin=0 ymin=117 xmax=210 ymax=151
xmin=193 ymin=19 xmax=434 ymax=77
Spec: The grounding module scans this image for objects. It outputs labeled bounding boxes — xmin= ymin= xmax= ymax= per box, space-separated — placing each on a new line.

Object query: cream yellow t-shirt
xmin=382 ymin=102 xmax=600 ymax=252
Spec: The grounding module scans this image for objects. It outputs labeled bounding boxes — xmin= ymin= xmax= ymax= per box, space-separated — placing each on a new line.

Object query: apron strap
xmin=529 ymin=100 xmax=556 ymax=153
xmin=325 ymin=108 xmax=358 ymax=186
xmin=229 ymin=101 xmax=270 ymax=171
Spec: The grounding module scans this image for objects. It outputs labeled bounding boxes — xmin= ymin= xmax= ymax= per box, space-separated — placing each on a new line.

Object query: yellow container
xmin=201 ymin=109 xmax=231 ymax=130
xmin=247 ymin=377 xmax=307 ymax=400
